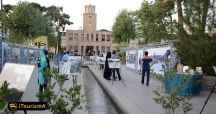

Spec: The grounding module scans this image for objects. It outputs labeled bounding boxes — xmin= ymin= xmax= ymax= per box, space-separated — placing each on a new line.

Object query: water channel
xmin=82 ymin=67 xmax=120 ymax=114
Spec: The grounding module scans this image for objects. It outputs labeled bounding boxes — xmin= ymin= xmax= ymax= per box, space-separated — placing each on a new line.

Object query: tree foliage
xmin=0 ymin=2 xmax=53 ymax=44
xmin=135 ymin=0 xmax=216 ymax=75
xmin=136 ymin=0 xmax=177 ymax=44
xmin=45 ymin=5 xmax=73 ymax=52
xmin=0 ymin=2 xmax=72 ymax=50
xmin=112 ymin=10 xmax=136 ymax=43
xmin=174 ymin=0 xmax=216 ymax=75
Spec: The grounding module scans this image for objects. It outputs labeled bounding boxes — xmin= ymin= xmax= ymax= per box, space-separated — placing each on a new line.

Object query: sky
xmin=4 ymin=0 xmax=144 ymax=31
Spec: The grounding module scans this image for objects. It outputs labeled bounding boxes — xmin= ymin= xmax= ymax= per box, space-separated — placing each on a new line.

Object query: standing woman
xmin=103 ymin=51 xmax=112 ymax=80
xmin=38 ymin=49 xmax=48 ymax=94
xmin=44 ymin=50 xmax=50 ymax=88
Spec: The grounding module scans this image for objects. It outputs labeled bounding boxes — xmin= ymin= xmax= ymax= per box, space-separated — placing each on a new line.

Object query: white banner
xmin=108 ymin=59 xmax=121 ymax=68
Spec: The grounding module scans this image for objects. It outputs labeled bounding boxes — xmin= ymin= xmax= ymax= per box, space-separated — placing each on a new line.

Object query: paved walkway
xmin=88 ymin=65 xmax=216 ymax=114
xmin=18 ymin=63 xmax=87 ymax=114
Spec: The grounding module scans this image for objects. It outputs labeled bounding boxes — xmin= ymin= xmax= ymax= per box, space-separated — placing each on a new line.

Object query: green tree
xmin=136 ymin=0 xmax=177 ymax=44
xmin=0 ymin=4 xmax=14 ymax=39
xmin=173 ymin=0 xmax=216 ymax=75
xmin=136 ymin=0 xmax=216 ymax=75
xmin=112 ymin=10 xmax=136 ymax=43
xmin=46 ymin=6 xmax=73 ymax=53
xmin=3 ymin=2 xmax=53 ymax=44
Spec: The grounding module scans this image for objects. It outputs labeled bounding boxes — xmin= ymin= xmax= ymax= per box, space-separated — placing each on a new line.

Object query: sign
xmin=8 ymin=102 xmax=48 ymax=111
xmin=108 ymin=59 xmax=121 ymax=68
xmin=0 ymin=63 xmax=35 ymax=91
xmin=96 ymin=56 xmax=106 ymax=64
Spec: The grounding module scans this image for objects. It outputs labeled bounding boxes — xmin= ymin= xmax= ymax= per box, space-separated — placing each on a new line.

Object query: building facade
xmin=64 ymin=4 xmax=112 ymax=55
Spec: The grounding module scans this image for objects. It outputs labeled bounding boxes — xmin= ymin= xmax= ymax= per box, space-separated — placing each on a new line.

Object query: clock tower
xmin=83 ymin=4 xmax=96 ymax=32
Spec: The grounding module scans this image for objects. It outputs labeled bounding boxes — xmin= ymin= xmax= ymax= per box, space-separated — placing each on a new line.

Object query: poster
xmin=125 ymin=46 xmax=173 ymax=74
xmin=137 ymin=49 xmax=144 ymax=71
xmin=126 ymin=50 xmax=137 ymax=69
xmin=108 ymin=59 xmax=121 ymax=68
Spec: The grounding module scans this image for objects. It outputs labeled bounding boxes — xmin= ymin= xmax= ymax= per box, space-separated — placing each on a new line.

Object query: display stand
xmin=200 ymin=66 xmax=216 ymax=114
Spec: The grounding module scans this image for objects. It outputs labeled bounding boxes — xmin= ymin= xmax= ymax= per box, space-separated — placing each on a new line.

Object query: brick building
xmin=64 ymin=4 xmax=113 ymax=55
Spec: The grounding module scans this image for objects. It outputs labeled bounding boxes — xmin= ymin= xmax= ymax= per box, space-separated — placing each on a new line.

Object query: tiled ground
xmin=89 ymin=65 xmax=216 ymax=114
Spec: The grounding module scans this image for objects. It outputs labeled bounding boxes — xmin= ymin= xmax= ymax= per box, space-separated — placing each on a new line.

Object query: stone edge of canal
xmin=81 ymin=65 xmax=125 ymax=114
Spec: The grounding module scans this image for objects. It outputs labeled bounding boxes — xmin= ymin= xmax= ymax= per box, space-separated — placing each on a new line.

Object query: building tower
xmin=83 ymin=4 xmax=96 ymax=32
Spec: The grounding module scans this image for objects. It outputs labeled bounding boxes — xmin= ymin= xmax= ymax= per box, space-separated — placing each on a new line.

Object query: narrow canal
xmin=82 ymin=67 xmax=120 ymax=114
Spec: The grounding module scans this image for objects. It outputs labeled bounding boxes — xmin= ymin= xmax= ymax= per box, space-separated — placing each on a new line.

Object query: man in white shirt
xmin=111 ymin=51 xmax=122 ymax=81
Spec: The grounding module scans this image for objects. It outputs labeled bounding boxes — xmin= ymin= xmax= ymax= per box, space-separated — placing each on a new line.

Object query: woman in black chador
xmin=103 ymin=51 xmax=112 ymax=80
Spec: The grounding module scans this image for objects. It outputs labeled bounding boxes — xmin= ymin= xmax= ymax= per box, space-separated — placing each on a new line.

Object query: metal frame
xmin=200 ymin=66 xmax=216 ymax=114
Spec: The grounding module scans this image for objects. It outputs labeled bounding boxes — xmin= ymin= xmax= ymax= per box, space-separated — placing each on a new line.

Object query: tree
xmin=46 ymin=6 xmax=73 ymax=53
xmin=0 ymin=4 xmax=14 ymax=39
xmin=136 ymin=0 xmax=177 ymax=44
xmin=112 ymin=10 xmax=136 ymax=43
xmin=136 ymin=0 xmax=216 ymax=75
xmin=2 ymin=2 xmax=53 ymax=44
xmin=174 ymin=0 xmax=216 ymax=75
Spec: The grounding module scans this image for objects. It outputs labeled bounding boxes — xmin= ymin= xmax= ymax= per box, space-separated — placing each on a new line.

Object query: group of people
xmin=102 ymin=50 xmax=153 ymax=87
xmin=103 ymin=51 xmax=122 ymax=81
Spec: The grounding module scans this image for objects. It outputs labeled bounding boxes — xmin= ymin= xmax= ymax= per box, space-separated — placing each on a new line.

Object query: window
xmin=96 ymin=46 xmax=99 ymax=51
xmin=75 ymin=33 xmax=78 ymax=37
xmin=102 ymin=34 xmax=105 ymax=41
xmin=96 ymin=34 xmax=98 ymax=41
xmin=81 ymin=46 xmax=84 ymax=52
xmin=69 ymin=33 xmax=73 ymax=36
xmin=91 ymin=33 xmax=94 ymax=41
xmin=81 ymin=33 xmax=84 ymax=41
xmin=74 ymin=33 xmax=78 ymax=41
xmin=69 ymin=37 xmax=73 ymax=40
xmin=107 ymin=35 xmax=110 ymax=41
xmin=74 ymin=46 xmax=78 ymax=52
xmin=86 ymin=33 xmax=89 ymax=41
xmin=101 ymin=46 xmax=106 ymax=53
xmin=107 ymin=47 xmax=110 ymax=52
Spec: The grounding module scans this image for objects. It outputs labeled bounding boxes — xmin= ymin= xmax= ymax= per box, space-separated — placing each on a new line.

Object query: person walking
xmin=141 ymin=51 xmax=152 ymax=86
xmin=103 ymin=51 xmax=112 ymax=80
xmin=99 ymin=53 xmax=104 ymax=70
xmin=62 ymin=51 xmax=70 ymax=62
xmin=111 ymin=51 xmax=122 ymax=81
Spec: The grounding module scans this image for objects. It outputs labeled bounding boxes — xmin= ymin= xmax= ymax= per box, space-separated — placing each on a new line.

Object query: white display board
xmin=125 ymin=46 xmax=172 ymax=74
xmin=0 ymin=63 xmax=35 ymax=91
xmin=137 ymin=49 xmax=144 ymax=71
xmin=146 ymin=46 xmax=171 ymax=56
xmin=108 ymin=59 xmax=121 ymax=68
xmin=95 ymin=56 xmax=106 ymax=64
xmin=126 ymin=49 xmax=137 ymax=69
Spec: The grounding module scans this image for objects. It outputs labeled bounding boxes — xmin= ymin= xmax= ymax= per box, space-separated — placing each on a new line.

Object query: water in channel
xmin=82 ymin=67 xmax=120 ymax=114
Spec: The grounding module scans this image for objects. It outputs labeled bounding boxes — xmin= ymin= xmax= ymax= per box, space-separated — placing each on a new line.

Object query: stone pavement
xmin=88 ymin=65 xmax=216 ymax=114
xmin=17 ymin=64 xmax=88 ymax=114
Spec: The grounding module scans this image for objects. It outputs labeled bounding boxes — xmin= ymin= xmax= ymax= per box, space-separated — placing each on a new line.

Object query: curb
xmin=87 ymin=65 xmax=143 ymax=114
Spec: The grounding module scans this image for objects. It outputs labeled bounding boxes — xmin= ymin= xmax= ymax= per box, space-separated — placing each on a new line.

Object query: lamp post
xmin=57 ymin=30 xmax=62 ymax=72
xmin=0 ymin=0 xmax=2 ymax=9
xmin=0 ymin=0 xmax=3 ymax=71
xmin=0 ymin=0 xmax=3 ymax=41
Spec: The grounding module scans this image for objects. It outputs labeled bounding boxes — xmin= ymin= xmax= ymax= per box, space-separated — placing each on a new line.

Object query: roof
xmin=98 ymin=29 xmax=111 ymax=32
